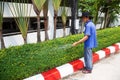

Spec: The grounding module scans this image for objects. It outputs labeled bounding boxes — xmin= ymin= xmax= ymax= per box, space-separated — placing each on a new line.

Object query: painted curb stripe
xmin=95 ymin=50 xmax=106 ymax=59
xmin=24 ymin=42 xmax=120 ymax=80
xmin=112 ymin=44 xmax=119 ymax=52
xmin=115 ymin=43 xmax=120 ymax=49
xmin=102 ymin=48 xmax=111 ymax=56
xmin=56 ymin=63 xmax=74 ymax=78
xmin=42 ymin=68 xmax=61 ymax=80
xmin=79 ymin=57 xmax=85 ymax=66
xmin=93 ymin=53 xmax=99 ymax=63
xmin=24 ymin=74 xmax=44 ymax=80
xmin=107 ymin=46 xmax=116 ymax=53
xmin=69 ymin=60 xmax=84 ymax=72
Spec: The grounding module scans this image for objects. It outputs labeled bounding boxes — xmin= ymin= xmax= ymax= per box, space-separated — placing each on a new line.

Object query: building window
xmin=2 ymin=17 xmax=70 ymax=36
xmin=57 ymin=17 xmax=70 ymax=29
xmin=3 ymin=17 xmax=45 ymax=36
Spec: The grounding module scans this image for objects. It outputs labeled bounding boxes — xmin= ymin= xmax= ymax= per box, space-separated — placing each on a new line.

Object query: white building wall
xmin=1 ymin=0 xmax=71 ymax=49
xmin=4 ymin=2 xmax=41 ymax=17
xmin=3 ymin=2 xmax=71 ymax=17
xmin=3 ymin=28 xmax=70 ymax=48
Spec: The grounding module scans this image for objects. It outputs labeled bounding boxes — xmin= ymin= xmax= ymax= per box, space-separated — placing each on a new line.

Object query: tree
xmin=70 ymin=0 xmax=78 ymax=34
xmin=78 ymin=0 xmax=101 ymax=25
xmin=100 ymin=0 xmax=120 ymax=29
xmin=8 ymin=0 xmax=32 ymax=44
xmin=108 ymin=12 xmax=119 ymax=27
xmin=32 ymin=0 xmax=46 ymax=42
xmin=52 ymin=0 xmax=62 ymax=38
xmin=0 ymin=1 xmax=5 ymax=48
xmin=78 ymin=0 xmax=120 ymax=29
xmin=43 ymin=0 xmax=49 ymax=41
xmin=61 ymin=2 xmax=68 ymax=37
xmin=93 ymin=0 xmax=102 ymax=25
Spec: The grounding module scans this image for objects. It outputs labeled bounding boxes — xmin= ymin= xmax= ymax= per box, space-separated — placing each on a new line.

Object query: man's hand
xmin=72 ymin=42 xmax=78 ymax=47
xmin=72 ymin=35 xmax=88 ymax=47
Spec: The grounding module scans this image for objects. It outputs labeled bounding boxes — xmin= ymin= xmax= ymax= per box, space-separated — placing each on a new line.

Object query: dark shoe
xmin=82 ymin=69 xmax=92 ymax=74
xmin=82 ymin=67 xmax=86 ymax=70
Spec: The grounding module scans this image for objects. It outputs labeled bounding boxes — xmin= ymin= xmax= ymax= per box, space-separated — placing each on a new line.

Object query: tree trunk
xmin=103 ymin=12 xmax=107 ymax=29
xmin=1 ymin=36 xmax=5 ymax=49
xmin=103 ymin=9 xmax=109 ymax=29
xmin=23 ymin=36 xmax=27 ymax=44
xmin=94 ymin=10 xmax=99 ymax=25
xmin=53 ymin=11 xmax=57 ymax=39
xmin=32 ymin=2 xmax=41 ymax=42
xmin=43 ymin=0 xmax=49 ymax=41
xmin=63 ymin=24 xmax=66 ymax=37
xmin=37 ymin=15 xmax=41 ymax=42
xmin=100 ymin=20 xmax=104 ymax=29
xmin=99 ymin=13 xmax=104 ymax=29
xmin=93 ymin=2 xmax=100 ymax=25
xmin=44 ymin=17 xmax=49 ymax=41
xmin=106 ymin=17 xmax=110 ymax=28
xmin=70 ymin=0 xmax=78 ymax=34
xmin=0 ymin=29 xmax=5 ymax=49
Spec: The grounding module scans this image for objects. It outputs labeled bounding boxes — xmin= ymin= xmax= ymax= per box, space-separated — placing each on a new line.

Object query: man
xmin=72 ymin=12 xmax=97 ymax=74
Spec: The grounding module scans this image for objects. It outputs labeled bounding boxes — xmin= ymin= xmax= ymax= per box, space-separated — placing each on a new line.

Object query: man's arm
xmin=72 ymin=35 xmax=89 ymax=46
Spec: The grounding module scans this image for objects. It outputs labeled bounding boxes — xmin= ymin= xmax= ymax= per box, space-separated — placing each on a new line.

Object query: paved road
xmin=61 ymin=52 xmax=120 ymax=80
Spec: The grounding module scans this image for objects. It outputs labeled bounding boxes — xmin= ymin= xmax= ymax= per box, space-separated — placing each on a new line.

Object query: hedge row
xmin=0 ymin=27 xmax=120 ymax=80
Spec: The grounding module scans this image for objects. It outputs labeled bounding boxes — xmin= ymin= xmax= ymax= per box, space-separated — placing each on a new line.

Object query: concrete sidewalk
xmin=61 ymin=52 xmax=120 ymax=80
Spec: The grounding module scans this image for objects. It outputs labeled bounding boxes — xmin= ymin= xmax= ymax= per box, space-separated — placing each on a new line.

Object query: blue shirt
xmin=84 ymin=20 xmax=97 ymax=48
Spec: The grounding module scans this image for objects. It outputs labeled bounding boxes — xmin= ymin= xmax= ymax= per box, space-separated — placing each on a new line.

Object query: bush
xmin=0 ymin=27 xmax=120 ymax=80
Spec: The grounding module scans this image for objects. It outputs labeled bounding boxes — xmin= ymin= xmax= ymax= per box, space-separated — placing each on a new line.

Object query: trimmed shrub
xmin=0 ymin=27 xmax=120 ymax=80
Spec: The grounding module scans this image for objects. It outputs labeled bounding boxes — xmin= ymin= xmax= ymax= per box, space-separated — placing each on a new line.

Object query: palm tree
xmin=61 ymin=5 xmax=68 ymax=37
xmin=52 ymin=0 xmax=62 ymax=38
xmin=32 ymin=0 xmax=46 ymax=42
xmin=43 ymin=0 xmax=49 ymax=41
xmin=0 ymin=1 xmax=5 ymax=49
xmin=8 ymin=0 xmax=32 ymax=44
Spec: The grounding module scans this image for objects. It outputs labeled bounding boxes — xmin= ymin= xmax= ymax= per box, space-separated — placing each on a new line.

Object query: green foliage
xmin=32 ymin=0 xmax=46 ymax=13
xmin=100 ymin=0 xmax=120 ymax=14
xmin=61 ymin=0 xmax=68 ymax=37
xmin=100 ymin=0 xmax=120 ymax=27
xmin=43 ymin=0 xmax=48 ymax=16
xmin=93 ymin=27 xmax=120 ymax=51
xmin=0 ymin=27 xmax=120 ymax=80
xmin=52 ymin=0 xmax=62 ymax=12
xmin=78 ymin=0 xmax=101 ymax=24
xmin=7 ymin=0 xmax=32 ymax=43
xmin=78 ymin=0 xmax=120 ymax=25
xmin=61 ymin=7 xmax=67 ymax=25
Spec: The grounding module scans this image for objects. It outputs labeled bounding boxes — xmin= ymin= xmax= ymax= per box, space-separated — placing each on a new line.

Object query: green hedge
xmin=0 ymin=27 xmax=120 ymax=80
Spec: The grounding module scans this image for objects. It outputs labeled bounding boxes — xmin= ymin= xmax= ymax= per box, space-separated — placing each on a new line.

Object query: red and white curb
xmin=24 ymin=43 xmax=120 ymax=80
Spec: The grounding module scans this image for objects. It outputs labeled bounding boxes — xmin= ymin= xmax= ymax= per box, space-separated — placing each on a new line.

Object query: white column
xmin=48 ymin=0 xmax=54 ymax=40
xmin=75 ymin=19 xmax=80 ymax=30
